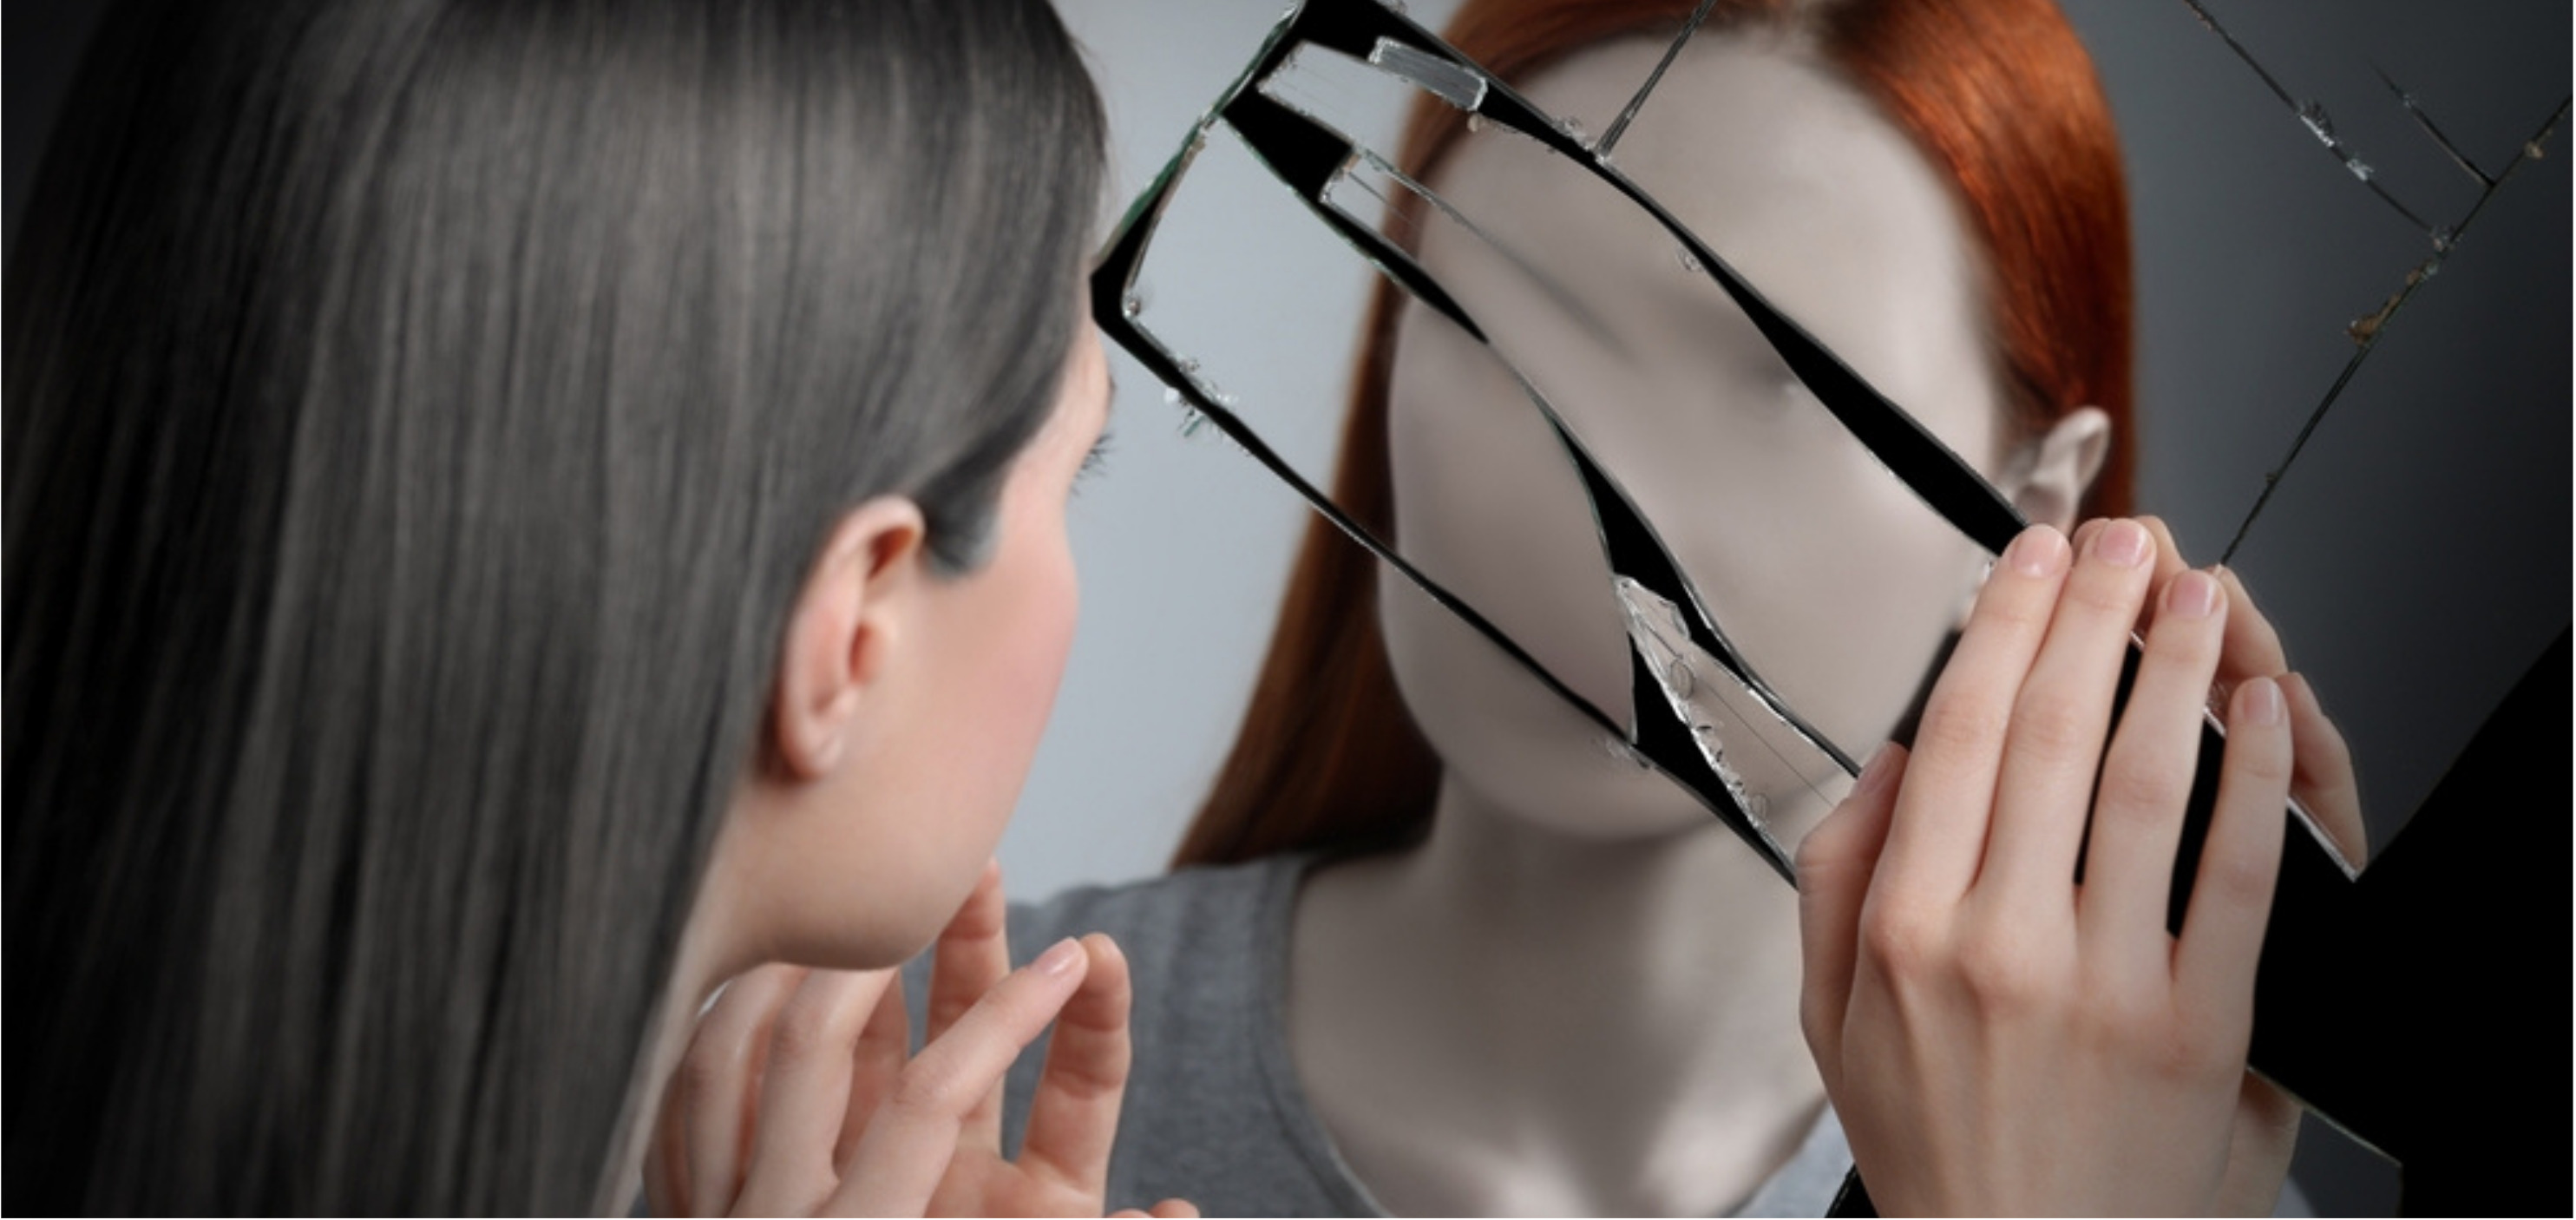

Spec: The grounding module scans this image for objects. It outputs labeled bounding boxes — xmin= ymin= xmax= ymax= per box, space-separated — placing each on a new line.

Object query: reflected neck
xmin=1287 ymin=766 xmax=1825 ymax=1216
xmin=1396 ymin=769 xmax=1806 ymax=1036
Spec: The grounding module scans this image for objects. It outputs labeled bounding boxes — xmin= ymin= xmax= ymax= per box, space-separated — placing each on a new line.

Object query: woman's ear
xmin=2005 ymin=406 xmax=2112 ymax=533
xmin=770 ymin=497 xmax=929 ymax=780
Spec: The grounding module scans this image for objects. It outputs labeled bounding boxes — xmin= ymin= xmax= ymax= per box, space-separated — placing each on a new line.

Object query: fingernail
xmin=2006 ymin=525 xmax=2069 ymax=578
xmin=2164 ymin=568 xmax=2220 ymax=620
xmin=2091 ymin=518 xmax=2150 ymax=567
xmin=1852 ymin=742 xmax=1902 ymax=800
xmin=1035 ymin=938 xmax=1083 ymax=977
xmin=2238 ymin=676 xmax=2285 ymax=726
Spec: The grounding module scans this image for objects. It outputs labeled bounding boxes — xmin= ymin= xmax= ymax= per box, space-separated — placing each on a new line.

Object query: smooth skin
xmin=1292 ymin=36 xmax=2109 ymax=1215
xmin=646 ymin=863 xmax=1197 ymax=1217
xmin=626 ymin=317 xmax=1196 ymax=1217
xmin=660 ymin=518 xmax=2364 ymax=1217
xmin=652 ymin=23 xmax=2372 ymax=1215
xmin=1798 ymin=518 xmax=2365 ymax=1216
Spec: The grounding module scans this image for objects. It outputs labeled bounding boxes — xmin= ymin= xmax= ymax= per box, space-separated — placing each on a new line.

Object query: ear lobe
xmin=2004 ymin=406 xmax=2112 ymax=533
xmin=769 ymin=497 xmax=929 ymax=781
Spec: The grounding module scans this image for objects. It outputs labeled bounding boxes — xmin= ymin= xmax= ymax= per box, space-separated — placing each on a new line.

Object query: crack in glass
xmin=1086 ymin=0 xmax=2563 ymax=1193
xmin=2160 ymin=0 xmax=2570 ymax=560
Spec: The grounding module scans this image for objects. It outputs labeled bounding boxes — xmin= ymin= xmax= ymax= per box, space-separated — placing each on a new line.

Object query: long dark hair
xmin=3 ymin=0 xmax=1104 ymax=1211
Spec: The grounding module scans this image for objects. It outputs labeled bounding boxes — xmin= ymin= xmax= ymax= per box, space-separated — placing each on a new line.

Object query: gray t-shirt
xmin=901 ymin=854 xmax=1854 ymax=1217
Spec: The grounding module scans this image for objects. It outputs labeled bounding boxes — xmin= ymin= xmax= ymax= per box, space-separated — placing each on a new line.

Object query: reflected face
xmin=1379 ymin=33 xmax=2011 ymax=839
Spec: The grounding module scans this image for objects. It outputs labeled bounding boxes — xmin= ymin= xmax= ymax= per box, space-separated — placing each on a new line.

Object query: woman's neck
xmin=1288 ymin=771 xmax=1825 ymax=1217
xmin=595 ymin=875 xmax=743 ymax=1215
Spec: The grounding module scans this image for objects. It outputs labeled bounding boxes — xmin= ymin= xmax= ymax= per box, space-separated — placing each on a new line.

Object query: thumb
xmin=1796 ymin=743 xmax=1906 ymax=1087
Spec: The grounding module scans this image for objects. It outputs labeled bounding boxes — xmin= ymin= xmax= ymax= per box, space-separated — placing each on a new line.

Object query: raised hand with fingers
xmin=2134 ymin=516 xmax=2367 ymax=1217
xmin=646 ymin=862 xmax=1199 ymax=1217
xmin=1796 ymin=518 xmax=2333 ymax=1216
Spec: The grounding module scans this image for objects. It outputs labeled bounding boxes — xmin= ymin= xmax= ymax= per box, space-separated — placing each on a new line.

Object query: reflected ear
xmin=2004 ymin=406 xmax=2111 ymax=533
xmin=770 ymin=497 xmax=929 ymax=780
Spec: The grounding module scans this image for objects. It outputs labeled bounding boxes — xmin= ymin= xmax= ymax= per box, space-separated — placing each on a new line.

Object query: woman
xmin=658 ymin=0 xmax=2358 ymax=1214
xmin=3 ymin=0 xmax=1167 ymax=1212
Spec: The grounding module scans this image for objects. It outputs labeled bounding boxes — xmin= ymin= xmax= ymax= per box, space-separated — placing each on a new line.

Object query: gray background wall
xmin=11 ymin=2 xmax=2564 ymax=1212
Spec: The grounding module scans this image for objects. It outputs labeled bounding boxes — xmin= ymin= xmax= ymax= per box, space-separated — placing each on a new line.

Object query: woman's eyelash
xmin=1075 ymin=430 xmax=1113 ymax=491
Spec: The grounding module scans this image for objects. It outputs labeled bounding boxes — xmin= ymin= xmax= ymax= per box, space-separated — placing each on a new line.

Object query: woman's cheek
xmin=1004 ymin=543 xmax=1079 ymax=769
xmin=972 ymin=518 xmax=1078 ymax=829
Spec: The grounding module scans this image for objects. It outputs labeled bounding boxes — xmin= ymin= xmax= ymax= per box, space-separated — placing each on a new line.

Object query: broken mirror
xmin=1084 ymin=0 xmax=2565 ymax=1210
xmin=1099 ymin=0 xmax=2077 ymax=879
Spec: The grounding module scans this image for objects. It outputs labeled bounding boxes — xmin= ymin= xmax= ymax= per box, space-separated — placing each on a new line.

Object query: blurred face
xmin=1379 ymin=33 xmax=2012 ymax=841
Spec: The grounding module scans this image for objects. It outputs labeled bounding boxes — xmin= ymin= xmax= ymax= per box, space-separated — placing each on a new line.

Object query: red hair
xmin=1173 ymin=0 xmax=2134 ymax=867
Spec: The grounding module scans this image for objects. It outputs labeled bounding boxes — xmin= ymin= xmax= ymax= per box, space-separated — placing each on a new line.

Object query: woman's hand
xmin=2135 ymin=518 xmax=2367 ymax=1217
xmin=646 ymin=862 xmax=1198 ymax=1217
xmin=1795 ymin=518 xmax=2351 ymax=1216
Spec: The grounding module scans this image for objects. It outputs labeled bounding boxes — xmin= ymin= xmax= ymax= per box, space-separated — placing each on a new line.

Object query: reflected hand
xmin=1796 ymin=519 xmax=2307 ymax=1215
xmin=646 ymin=862 xmax=1198 ymax=1217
